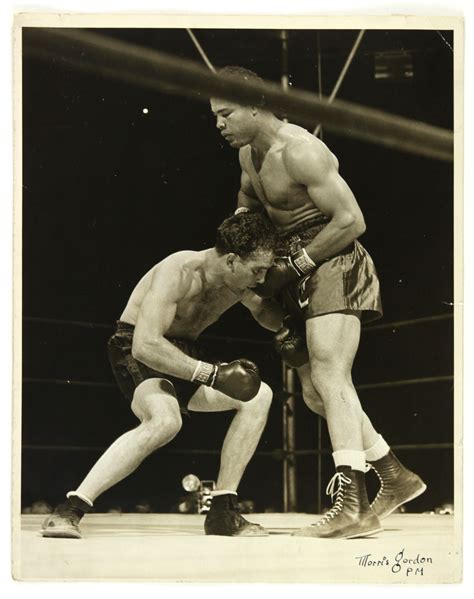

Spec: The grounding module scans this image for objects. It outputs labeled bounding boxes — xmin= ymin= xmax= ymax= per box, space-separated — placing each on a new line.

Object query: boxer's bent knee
xmin=239 ymin=381 xmax=272 ymax=414
xmin=132 ymin=377 xmax=182 ymax=425
xmin=309 ymin=358 xmax=352 ymax=394
xmin=135 ymin=389 xmax=183 ymax=448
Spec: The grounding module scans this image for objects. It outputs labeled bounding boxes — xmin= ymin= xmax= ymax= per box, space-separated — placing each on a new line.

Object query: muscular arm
xmin=284 ymin=140 xmax=366 ymax=262
xmin=131 ymin=264 xmax=199 ymax=380
xmin=240 ymin=290 xmax=285 ymax=332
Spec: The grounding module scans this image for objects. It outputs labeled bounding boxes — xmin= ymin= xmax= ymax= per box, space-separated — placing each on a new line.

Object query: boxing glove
xmin=254 ymin=248 xmax=318 ymax=298
xmin=274 ymin=316 xmax=309 ymax=368
xmin=193 ymin=359 xmax=261 ymax=402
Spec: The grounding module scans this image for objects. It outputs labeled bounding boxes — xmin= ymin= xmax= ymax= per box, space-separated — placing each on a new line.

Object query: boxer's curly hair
xmin=215 ymin=211 xmax=277 ymax=260
xmin=217 ymin=66 xmax=266 ymax=107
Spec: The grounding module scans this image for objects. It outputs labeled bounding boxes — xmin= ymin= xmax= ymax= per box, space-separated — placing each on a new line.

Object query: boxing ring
xmin=16 ymin=25 xmax=460 ymax=582
xmin=19 ymin=512 xmax=456 ymax=582
xmin=21 ymin=312 xmax=455 ymax=515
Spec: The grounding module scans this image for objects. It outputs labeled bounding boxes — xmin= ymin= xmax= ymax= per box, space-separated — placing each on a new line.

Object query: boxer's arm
xmin=132 ymin=265 xmax=199 ymax=380
xmin=284 ymin=140 xmax=366 ymax=263
xmin=240 ymin=290 xmax=285 ymax=332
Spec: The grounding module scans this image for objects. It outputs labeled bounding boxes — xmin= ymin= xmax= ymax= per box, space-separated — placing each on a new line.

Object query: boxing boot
xmin=293 ymin=466 xmax=382 ymax=539
xmin=204 ymin=493 xmax=268 ymax=537
xmin=40 ymin=494 xmax=91 ymax=539
xmin=368 ymin=451 xmax=427 ymax=519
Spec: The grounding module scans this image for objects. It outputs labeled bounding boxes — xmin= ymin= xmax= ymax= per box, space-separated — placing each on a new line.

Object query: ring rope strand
xmin=21 ymin=443 xmax=454 ymax=454
xmin=23 ymin=312 xmax=453 ymax=334
xmin=23 ymin=374 xmax=453 ymax=391
xmin=24 ymin=28 xmax=453 ymax=161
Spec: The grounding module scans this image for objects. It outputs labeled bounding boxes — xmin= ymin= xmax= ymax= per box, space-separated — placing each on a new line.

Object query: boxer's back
xmin=120 ymin=250 xmax=241 ymax=339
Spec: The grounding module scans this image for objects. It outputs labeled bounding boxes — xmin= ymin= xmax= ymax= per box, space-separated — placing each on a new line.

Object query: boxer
xmin=41 ymin=211 xmax=285 ymax=538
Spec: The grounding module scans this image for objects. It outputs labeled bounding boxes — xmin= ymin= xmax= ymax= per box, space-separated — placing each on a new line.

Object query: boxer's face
xmin=227 ymin=249 xmax=274 ymax=290
xmin=210 ymin=98 xmax=258 ymax=148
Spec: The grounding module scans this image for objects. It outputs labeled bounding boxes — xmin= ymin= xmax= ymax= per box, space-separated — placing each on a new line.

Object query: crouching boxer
xmin=41 ymin=211 xmax=286 ymax=539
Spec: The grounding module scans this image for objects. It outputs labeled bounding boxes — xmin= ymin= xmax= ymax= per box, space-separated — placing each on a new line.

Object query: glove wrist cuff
xmin=289 ymin=248 xmax=317 ymax=276
xmin=191 ymin=361 xmax=218 ymax=386
xmin=234 ymin=206 xmax=252 ymax=215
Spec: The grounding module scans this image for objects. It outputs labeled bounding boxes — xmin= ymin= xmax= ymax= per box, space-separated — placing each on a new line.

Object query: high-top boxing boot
xmin=293 ymin=466 xmax=383 ymax=539
xmin=40 ymin=494 xmax=92 ymax=539
xmin=368 ymin=451 xmax=427 ymax=519
xmin=204 ymin=493 xmax=268 ymax=536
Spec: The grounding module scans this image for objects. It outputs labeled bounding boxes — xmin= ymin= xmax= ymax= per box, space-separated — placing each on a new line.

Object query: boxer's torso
xmin=240 ymin=123 xmax=338 ymax=233
xmin=120 ymin=251 xmax=242 ymax=340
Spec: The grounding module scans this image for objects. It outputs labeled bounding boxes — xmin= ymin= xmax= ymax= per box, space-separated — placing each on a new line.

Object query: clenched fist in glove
xmin=254 ymin=247 xmax=318 ymax=298
xmin=274 ymin=316 xmax=309 ymax=368
xmin=192 ymin=359 xmax=261 ymax=401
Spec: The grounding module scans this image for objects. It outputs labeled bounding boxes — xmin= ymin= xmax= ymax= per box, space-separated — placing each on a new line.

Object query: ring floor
xmin=15 ymin=513 xmax=460 ymax=583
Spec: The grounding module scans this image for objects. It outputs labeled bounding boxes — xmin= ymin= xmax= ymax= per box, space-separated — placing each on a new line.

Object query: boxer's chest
xmin=174 ymin=287 xmax=239 ymax=330
xmin=247 ymin=148 xmax=305 ymax=210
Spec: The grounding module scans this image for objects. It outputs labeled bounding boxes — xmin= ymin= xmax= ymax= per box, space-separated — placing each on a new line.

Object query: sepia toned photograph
xmin=12 ymin=12 xmax=462 ymax=583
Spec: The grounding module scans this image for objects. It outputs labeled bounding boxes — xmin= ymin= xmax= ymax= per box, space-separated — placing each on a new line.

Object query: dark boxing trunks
xmin=107 ymin=321 xmax=205 ymax=414
xmin=277 ymin=218 xmax=383 ymax=323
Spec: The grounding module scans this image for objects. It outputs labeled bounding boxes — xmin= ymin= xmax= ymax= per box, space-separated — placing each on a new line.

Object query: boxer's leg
xmin=294 ymin=311 xmax=382 ymax=538
xmin=188 ymin=381 xmax=272 ymax=491
xmin=41 ymin=378 xmax=182 ymax=538
xmin=297 ymin=362 xmax=379 ymax=450
xmin=75 ymin=378 xmax=182 ymax=501
xmin=297 ymin=352 xmax=426 ymax=519
xmin=187 ymin=382 xmax=272 ymax=536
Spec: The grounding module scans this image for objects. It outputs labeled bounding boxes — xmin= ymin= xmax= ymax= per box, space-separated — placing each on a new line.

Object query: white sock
xmin=211 ymin=490 xmax=238 ymax=497
xmin=66 ymin=491 xmax=94 ymax=506
xmin=364 ymin=434 xmax=390 ymax=462
xmin=332 ymin=450 xmax=366 ymax=472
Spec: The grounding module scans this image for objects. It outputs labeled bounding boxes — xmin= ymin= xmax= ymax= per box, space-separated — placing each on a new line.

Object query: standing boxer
xmin=211 ymin=66 xmax=426 ymax=539
xmin=41 ymin=212 xmax=284 ymax=539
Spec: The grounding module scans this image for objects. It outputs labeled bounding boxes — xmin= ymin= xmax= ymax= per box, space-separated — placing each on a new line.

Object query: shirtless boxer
xmin=211 ymin=66 xmax=426 ymax=539
xmin=41 ymin=211 xmax=284 ymax=538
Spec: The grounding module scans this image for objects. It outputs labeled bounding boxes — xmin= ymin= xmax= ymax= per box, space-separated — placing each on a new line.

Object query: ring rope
xmin=23 ymin=312 xmax=453 ymax=337
xmin=21 ymin=442 xmax=453 ymax=455
xmin=24 ymin=28 xmax=453 ymax=161
xmin=23 ymin=374 xmax=453 ymax=392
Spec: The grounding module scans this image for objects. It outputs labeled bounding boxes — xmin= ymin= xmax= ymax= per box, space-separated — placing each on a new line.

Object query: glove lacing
xmin=314 ymin=471 xmax=352 ymax=527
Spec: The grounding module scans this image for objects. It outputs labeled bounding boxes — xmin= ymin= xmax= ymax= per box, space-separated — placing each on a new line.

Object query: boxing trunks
xmin=277 ymin=217 xmax=383 ymax=323
xmin=107 ymin=321 xmax=206 ymax=414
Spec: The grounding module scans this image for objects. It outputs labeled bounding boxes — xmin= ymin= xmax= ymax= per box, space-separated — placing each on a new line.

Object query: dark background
xmin=22 ymin=28 xmax=454 ymax=514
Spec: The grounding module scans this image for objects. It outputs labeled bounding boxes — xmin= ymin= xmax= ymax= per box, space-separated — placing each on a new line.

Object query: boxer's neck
xmin=201 ymin=248 xmax=228 ymax=287
xmin=250 ymin=114 xmax=283 ymax=153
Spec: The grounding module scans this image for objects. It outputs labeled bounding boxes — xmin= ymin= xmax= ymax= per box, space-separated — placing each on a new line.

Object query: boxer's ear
xmin=226 ymin=253 xmax=237 ymax=272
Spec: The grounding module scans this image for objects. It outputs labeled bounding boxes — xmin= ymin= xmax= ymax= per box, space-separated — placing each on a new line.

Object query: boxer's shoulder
xmin=151 ymin=251 xmax=205 ymax=298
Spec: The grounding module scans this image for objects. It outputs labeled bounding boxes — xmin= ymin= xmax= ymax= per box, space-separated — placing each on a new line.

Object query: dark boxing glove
xmin=192 ymin=359 xmax=261 ymax=402
xmin=274 ymin=316 xmax=309 ymax=368
xmin=254 ymin=247 xmax=318 ymax=299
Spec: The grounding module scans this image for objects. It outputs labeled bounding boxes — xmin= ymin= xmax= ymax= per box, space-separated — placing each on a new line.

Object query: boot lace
xmin=315 ymin=471 xmax=352 ymax=526
xmin=368 ymin=463 xmax=385 ymax=506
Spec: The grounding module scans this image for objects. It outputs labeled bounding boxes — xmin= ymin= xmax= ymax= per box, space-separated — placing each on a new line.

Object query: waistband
xmin=277 ymin=216 xmax=330 ymax=240
xmin=115 ymin=320 xmax=196 ymax=348
xmin=276 ymin=219 xmax=355 ymax=258
xmin=116 ymin=320 xmax=135 ymax=331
